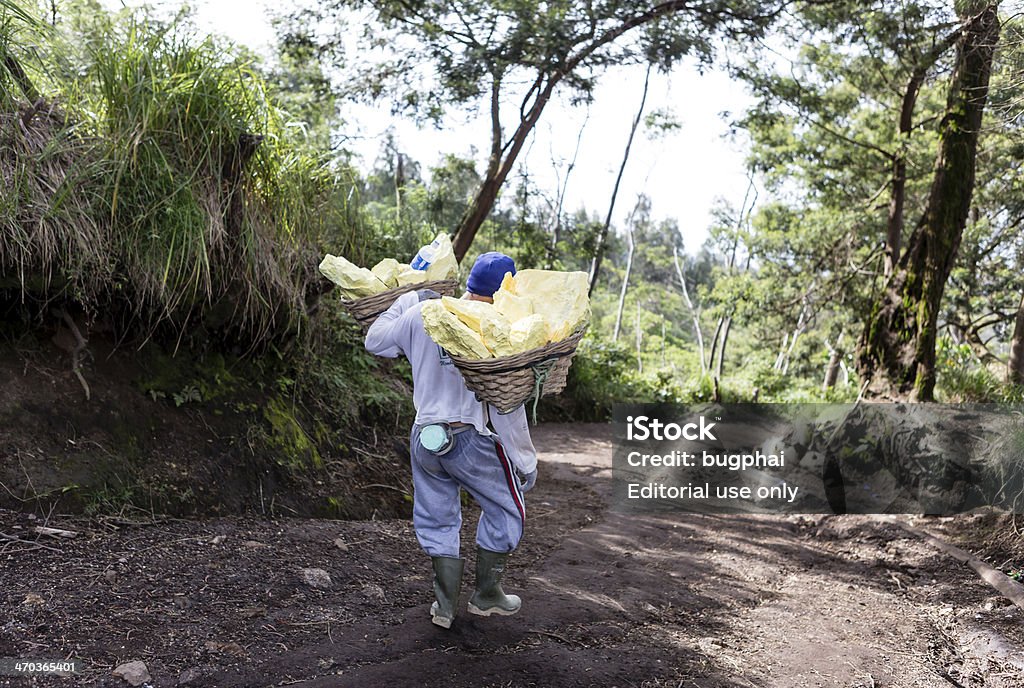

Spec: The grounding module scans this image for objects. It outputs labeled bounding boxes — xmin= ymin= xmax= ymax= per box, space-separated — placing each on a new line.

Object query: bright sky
xmin=100 ymin=0 xmax=756 ymax=253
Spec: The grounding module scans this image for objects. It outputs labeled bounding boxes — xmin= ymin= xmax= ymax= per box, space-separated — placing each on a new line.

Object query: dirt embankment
xmin=2 ymin=424 xmax=1023 ymax=687
xmin=0 ymin=333 xmax=411 ymax=520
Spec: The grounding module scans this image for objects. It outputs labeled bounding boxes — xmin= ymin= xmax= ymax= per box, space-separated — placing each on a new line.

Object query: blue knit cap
xmin=467 ymin=252 xmax=516 ymax=297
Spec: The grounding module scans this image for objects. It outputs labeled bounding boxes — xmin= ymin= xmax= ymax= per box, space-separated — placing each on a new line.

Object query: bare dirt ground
xmin=2 ymin=423 xmax=1023 ymax=688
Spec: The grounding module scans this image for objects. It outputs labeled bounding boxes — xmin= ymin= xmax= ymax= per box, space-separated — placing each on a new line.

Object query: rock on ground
xmin=112 ymin=660 xmax=151 ymax=686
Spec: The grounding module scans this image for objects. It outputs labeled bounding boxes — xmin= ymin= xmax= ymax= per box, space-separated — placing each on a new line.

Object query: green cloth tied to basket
xmin=529 ymin=359 xmax=557 ymax=424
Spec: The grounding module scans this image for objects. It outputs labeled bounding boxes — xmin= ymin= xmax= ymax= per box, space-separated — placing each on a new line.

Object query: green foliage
xmin=295 ymin=304 xmax=413 ymax=432
xmin=724 ymin=1 xmax=1024 ymax=402
xmin=546 ymin=338 xmax=645 ymax=420
xmin=296 ymin=0 xmax=784 ymax=121
xmin=83 ymin=479 xmax=139 ymax=516
xmin=266 ymin=29 xmax=341 ymax=151
xmin=6 ymin=0 xmax=1024 ymax=459
xmin=261 ymin=396 xmax=324 ymax=470
xmin=934 ymin=336 xmax=1016 ymax=402
xmin=2 ymin=2 xmax=363 ymax=348
xmin=0 ymin=0 xmax=40 ymax=29
xmin=136 ymin=346 xmax=242 ymax=404
xmin=172 ymin=385 xmax=202 ymax=407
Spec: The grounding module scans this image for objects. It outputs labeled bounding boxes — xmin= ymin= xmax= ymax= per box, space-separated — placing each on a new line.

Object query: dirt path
xmin=2 ymin=424 xmax=1023 ymax=687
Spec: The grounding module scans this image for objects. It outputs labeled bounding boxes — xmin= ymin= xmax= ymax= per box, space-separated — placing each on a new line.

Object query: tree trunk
xmin=394 ymin=152 xmax=405 ymax=221
xmin=776 ymin=297 xmax=811 ymax=376
xmin=707 ymin=183 xmax=754 ymax=379
xmin=547 ymin=110 xmax=589 ymax=269
xmin=823 ymin=334 xmax=844 ymax=392
xmin=635 ymin=304 xmax=643 ymax=374
xmin=884 ymin=24 xmax=965 ymax=277
xmin=856 ymin=3 xmax=999 ymax=401
xmin=715 ymin=316 xmax=731 ymax=380
xmin=774 ymin=332 xmax=789 ymax=371
xmin=707 ymin=317 xmax=724 ymax=377
xmin=885 ymin=74 xmax=923 ymax=278
xmin=2 ymin=48 xmax=39 ymax=102
xmin=1009 ymin=293 xmax=1024 ymax=385
xmin=823 ymin=349 xmax=842 ymax=391
xmin=452 ymin=71 xmax=520 ymax=260
xmin=673 ymin=246 xmax=706 ymax=375
xmin=588 ymin=65 xmax=651 ymax=295
xmin=661 ymin=317 xmax=666 ymax=368
xmin=612 ymin=225 xmax=635 ymax=342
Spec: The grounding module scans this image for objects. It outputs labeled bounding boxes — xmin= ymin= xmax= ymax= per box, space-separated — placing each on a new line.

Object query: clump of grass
xmin=1 ymin=2 xmax=361 ymax=348
xmin=1 ymin=3 xmax=109 ymax=302
xmin=0 ymin=100 xmax=112 ymax=300
xmin=70 ymin=12 xmax=331 ymax=344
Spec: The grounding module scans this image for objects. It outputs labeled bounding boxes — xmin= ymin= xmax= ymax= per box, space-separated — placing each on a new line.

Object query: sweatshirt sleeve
xmin=364 ymin=291 xmax=419 ymax=358
xmin=489 ymin=405 xmax=537 ymax=474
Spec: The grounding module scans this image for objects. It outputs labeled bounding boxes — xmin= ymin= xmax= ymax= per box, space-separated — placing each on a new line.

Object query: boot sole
xmin=431 ymin=614 xmax=454 ymax=628
xmin=430 ymin=602 xmax=454 ymax=628
xmin=467 ymin=602 xmax=520 ymax=617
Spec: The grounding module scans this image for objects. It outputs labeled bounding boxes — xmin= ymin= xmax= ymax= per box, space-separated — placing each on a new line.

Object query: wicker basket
xmin=341 ymin=279 xmax=459 ymax=329
xmin=448 ymin=327 xmax=588 ymax=414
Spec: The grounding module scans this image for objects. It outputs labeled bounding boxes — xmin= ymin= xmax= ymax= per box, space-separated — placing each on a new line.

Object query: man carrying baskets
xmin=364 ymin=252 xmax=539 ymax=629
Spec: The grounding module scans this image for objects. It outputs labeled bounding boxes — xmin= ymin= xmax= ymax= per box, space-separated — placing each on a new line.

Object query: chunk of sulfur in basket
xmin=319 ymin=254 xmax=388 ymax=299
xmin=493 ymin=284 xmax=533 ymax=323
xmin=501 ymin=269 xmax=591 ymax=342
xmin=440 ymin=297 xmax=495 ymax=331
xmin=439 ymin=297 xmax=515 ymax=357
xmin=509 ymin=313 xmax=548 ymax=352
xmin=481 ymin=315 xmax=517 ymax=357
xmin=421 ymin=300 xmax=492 ymax=359
xmin=371 ymin=258 xmax=403 ymax=288
xmin=396 ymin=265 xmax=429 ymax=286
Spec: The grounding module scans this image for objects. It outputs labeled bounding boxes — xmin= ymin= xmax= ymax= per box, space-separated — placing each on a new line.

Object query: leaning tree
xmin=285 ymin=0 xmax=796 ymax=261
xmin=857 ymin=1 xmax=1001 ymax=400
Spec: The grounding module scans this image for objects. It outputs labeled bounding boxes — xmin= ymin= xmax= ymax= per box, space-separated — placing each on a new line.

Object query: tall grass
xmin=1 ymin=2 xmax=360 ymax=347
xmin=0 ymin=0 xmax=38 ymax=27
xmin=1 ymin=2 xmax=110 ymax=303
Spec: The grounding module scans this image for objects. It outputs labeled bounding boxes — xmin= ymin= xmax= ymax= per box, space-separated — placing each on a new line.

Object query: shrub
xmin=1 ymin=5 xmax=361 ymax=348
xmin=936 ymin=337 xmax=1008 ymax=402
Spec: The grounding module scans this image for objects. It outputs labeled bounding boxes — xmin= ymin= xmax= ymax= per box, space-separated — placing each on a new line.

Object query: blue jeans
xmin=409 ymin=425 xmax=526 ymax=557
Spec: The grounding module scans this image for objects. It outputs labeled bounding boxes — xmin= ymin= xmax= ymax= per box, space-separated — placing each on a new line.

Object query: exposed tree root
xmin=884 ymin=516 xmax=1024 ymax=611
xmin=53 ymin=307 xmax=90 ymax=400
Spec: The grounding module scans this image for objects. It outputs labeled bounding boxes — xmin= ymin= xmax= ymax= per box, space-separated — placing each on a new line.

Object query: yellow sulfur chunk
xmin=505 ymin=269 xmax=591 ymax=342
xmin=371 ymin=258 xmax=402 ymax=288
xmin=424 ymin=233 xmax=459 ymax=281
xmin=480 ymin=316 xmax=516 ymax=357
xmin=509 ymin=314 xmax=549 ymax=352
xmin=421 ymin=300 xmax=492 ymax=359
xmin=498 ymin=272 xmax=517 ymax=294
xmin=493 ymin=288 xmax=533 ymax=323
xmin=440 ymin=297 xmax=516 ymax=357
xmin=396 ymin=265 xmax=428 ymax=286
xmin=440 ymin=297 xmax=497 ymax=332
xmin=319 ymin=254 xmax=387 ymax=299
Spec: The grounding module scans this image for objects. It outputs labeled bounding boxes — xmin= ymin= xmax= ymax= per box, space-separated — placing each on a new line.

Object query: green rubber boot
xmin=467 ymin=547 xmax=522 ymax=617
xmin=429 ymin=556 xmax=464 ymax=629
